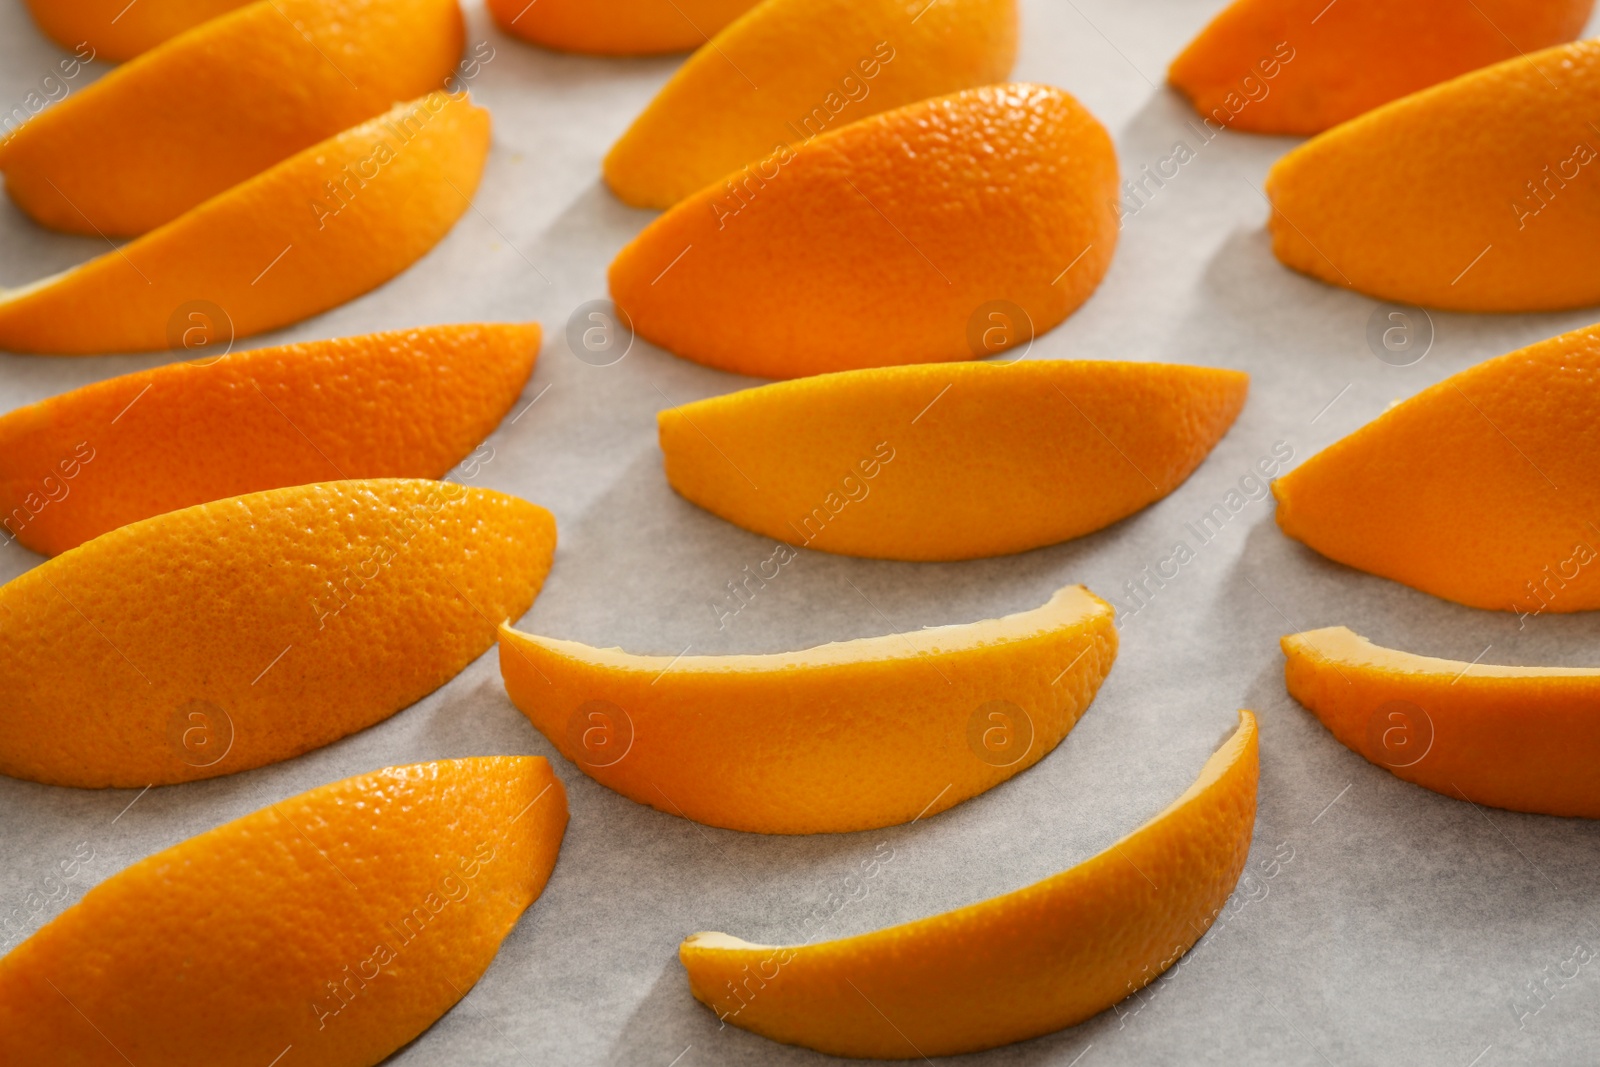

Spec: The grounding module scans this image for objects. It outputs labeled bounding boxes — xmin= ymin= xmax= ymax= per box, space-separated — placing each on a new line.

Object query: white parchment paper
xmin=2 ymin=1 xmax=1598 ymax=1063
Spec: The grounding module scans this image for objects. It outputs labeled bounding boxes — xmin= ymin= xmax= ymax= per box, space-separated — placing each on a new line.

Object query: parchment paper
xmin=2 ymin=1 xmax=1598 ymax=1063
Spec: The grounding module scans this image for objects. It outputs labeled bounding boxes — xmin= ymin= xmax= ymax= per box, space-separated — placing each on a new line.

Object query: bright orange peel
xmin=499 ymin=584 xmax=1116 ymax=833
xmin=0 ymin=91 xmax=489 ymax=355
xmin=611 ymin=83 xmax=1117 ymax=378
xmin=21 ymin=0 xmax=252 ymax=62
xmin=658 ymin=360 xmax=1248 ymax=561
xmin=0 ymin=479 xmax=555 ymax=788
xmin=1265 ymin=40 xmax=1600 ymax=310
xmin=1273 ymin=323 xmax=1600 ymax=613
xmin=487 ymin=0 xmax=758 ymax=54
xmin=1284 ymin=627 xmax=1600 ymax=818
xmin=1169 ymin=0 xmax=1593 ymax=135
xmin=0 ymin=323 xmax=541 ymax=555
xmin=1 ymin=0 xmax=465 ymax=236
xmin=680 ymin=710 xmax=1259 ymax=1056
xmin=0 ymin=757 xmax=568 ymax=1066
xmin=602 ymin=0 xmax=1017 ymax=209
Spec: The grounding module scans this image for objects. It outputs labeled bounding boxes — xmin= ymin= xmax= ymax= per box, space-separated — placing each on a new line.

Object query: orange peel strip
xmin=680 ymin=711 xmax=1259 ymax=1057
xmin=658 ymin=360 xmax=1248 ymax=561
xmin=500 ymin=584 xmax=1117 ymax=834
xmin=0 ymin=91 xmax=489 ymax=355
xmin=610 ymin=83 xmax=1115 ymax=378
xmin=0 ymin=322 xmax=541 ymax=555
xmin=0 ymin=757 xmax=568 ymax=1066
xmin=1284 ymin=626 xmax=1600 ymax=818
xmin=602 ymin=0 xmax=1017 ymax=209
xmin=0 ymin=479 xmax=555 ymax=787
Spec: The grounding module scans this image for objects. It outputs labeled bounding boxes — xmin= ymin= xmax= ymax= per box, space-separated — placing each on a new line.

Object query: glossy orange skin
xmin=0 ymin=323 xmax=541 ymax=555
xmin=487 ymin=0 xmax=758 ymax=55
xmin=658 ymin=360 xmax=1248 ymax=561
xmin=500 ymin=585 xmax=1118 ymax=834
xmin=681 ymin=713 xmax=1258 ymax=1057
xmin=22 ymin=0 xmax=253 ymax=62
xmin=2 ymin=0 xmax=465 ymax=236
xmin=1265 ymin=40 xmax=1600 ymax=311
xmin=0 ymin=92 xmax=489 ymax=355
xmin=1169 ymin=0 xmax=1592 ymax=134
xmin=1274 ymin=324 xmax=1600 ymax=612
xmin=602 ymin=0 xmax=1017 ymax=208
xmin=611 ymin=84 xmax=1118 ymax=379
xmin=1284 ymin=628 xmax=1600 ymax=818
xmin=0 ymin=480 xmax=556 ymax=788
xmin=0 ymin=757 xmax=569 ymax=1067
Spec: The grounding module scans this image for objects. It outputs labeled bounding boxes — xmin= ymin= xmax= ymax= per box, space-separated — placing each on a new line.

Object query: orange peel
xmin=0 ymin=323 xmax=541 ymax=555
xmin=1169 ymin=0 xmax=1593 ymax=135
xmin=0 ymin=757 xmax=568 ymax=1066
xmin=1265 ymin=40 xmax=1600 ymax=311
xmin=2 ymin=0 xmax=465 ymax=236
xmin=680 ymin=711 xmax=1259 ymax=1057
xmin=611 ymin=83 xmax=1116 ymax=378
xmin=21 ymin=0 xmax=252 ymax=62
xmin=602 ymin=0 xmax=1017 ymax=209
xmin=499 ymin=584 xmax=1116 ymax=834
xmin=658 ymin=360 xmax=1248 ymax=561
xmin=0 ymin=91 xmax=489 ymax=355
xmin=0 ymin=479 xmax=555 ymax=788
xmin=1284 ymin=627 xmax=1600 ymax=818
xmin=487 ymin=0 xmax=758 ymax=55
xmin=1273 ymin=323 xmax=1600 ymax=613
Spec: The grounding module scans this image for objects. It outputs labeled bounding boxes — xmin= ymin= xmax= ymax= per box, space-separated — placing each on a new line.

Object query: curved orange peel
xmin=1274 ymin=323 xmax=1600 ymax=612
xmin=0 ymin=479 xmax=555 ymax=788
xmin=499 ymin=584 xmax=1116 ymax=834
xmin=602 ymin=0 xmax=1017 ymax=209
xmin=0 ymin=323 xmax=541 ymax=555
xmin=0 ymin=757 xmax=568 ymax=1066
xmin=680 ymin=710 xmax=1259 ymax=1057
xmin=610 ymin=83 xmax=1117 ymax=378
xmin=1169 ymin=0 xmax=1592 ymax=135
xmin=2 ymin=0 xmax=465 ymax=236
xmin=1284 ymin=627 xmax=1600 ymax=818
xmin=0 ymin=91 xmax=489 ymax=355
xmin=658 ymin=360 xmax=1248 ymax=561
xmin=487 ymin=0 xmax=759 ymax=55
xmin=1265 ymin=40 xmax=1600 ymax=311
xmin=21 ymin=0 xmax=252 ymax=62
